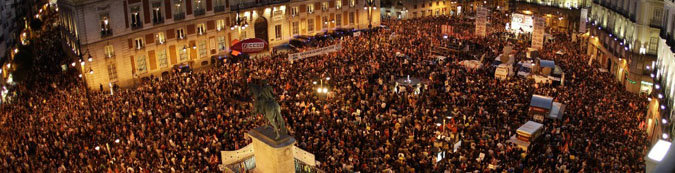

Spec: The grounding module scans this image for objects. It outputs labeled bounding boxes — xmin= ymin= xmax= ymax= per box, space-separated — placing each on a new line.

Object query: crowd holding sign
xmin=475 ymin=7 xmax=489 ymax=37
xmin=287 ymin=44 xmax=342 ymax=61
xmin=531 ymin=16 xmax=546 ymax=49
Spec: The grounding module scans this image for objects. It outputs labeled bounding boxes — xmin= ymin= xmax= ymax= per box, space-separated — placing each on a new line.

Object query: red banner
xmin=230 ymin=38 xmax=268 ymax=53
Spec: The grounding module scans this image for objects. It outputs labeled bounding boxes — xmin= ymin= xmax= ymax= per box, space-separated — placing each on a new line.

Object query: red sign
xmin=230 ymin=38 xmax=268 ymax=53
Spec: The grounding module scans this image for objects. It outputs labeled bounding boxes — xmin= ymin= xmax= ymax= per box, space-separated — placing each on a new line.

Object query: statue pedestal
xmin=248 ymin=126 xmax=296 ymax=173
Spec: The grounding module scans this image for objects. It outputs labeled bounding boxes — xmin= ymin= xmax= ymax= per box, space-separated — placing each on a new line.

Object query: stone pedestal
xmin=248 ymin=126 xmax=296 ymax=173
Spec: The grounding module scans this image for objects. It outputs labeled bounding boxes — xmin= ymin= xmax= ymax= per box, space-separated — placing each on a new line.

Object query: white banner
xmin=531 ymin=16 xmax=545 ymax=50
xmin=510 ymin=13 xmax=534 ymax=33
xmin=288 ymin=44 xmax=342 ymax=61
xmin=579 ymin=8 xmax=588 ymax=33
xmin=475 ymin=7 xmax=489 ymax=37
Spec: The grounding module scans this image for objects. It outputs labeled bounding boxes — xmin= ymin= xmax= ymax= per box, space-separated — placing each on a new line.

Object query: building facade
xmin=586 ymin=0 xmax=662 ymax=95
xmin=381 ymin=0 xmax=461 ymax=20
xmin=57 ymin=0 xmax=380 ymax=90
xmin=650 ymin=0 xmax=675 ymax=143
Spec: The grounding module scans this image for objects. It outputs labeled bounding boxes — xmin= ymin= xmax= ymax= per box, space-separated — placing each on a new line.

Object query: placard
xmin=579 ymin=8 xmax=588 ymax=33
xmin=288 ymin=44 xmax=342 ymax=61
xmin=531 ymin=16 xmax=545 ymax=50
xmin=475 ymin=7 xmax=489 ymax=37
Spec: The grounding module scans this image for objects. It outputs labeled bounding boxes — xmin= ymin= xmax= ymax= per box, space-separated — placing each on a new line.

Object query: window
xmin=198 ymin=40 xmax=207 ymax=58
xmin=197 ymin=23 xmax=206 ymax=35
xmin=350 ymin=0 xmax=355 ymax=7
xmin=134 ymin=37 xmax=144 ymax=49
xmin=308 ymin=19 xmax=314 ymax=33
xmin=179 ymin=45 xmax=188 ymax=61
xmin=130 ymin=6 xmax=142 ymax=29
xmin=336 ymin=14 xmax=342 ymax=26
xmin=308 ymin=4 xmax=314 ymax=14
xmin=336 ymin=0 xmax=342 ymax=9
xmin=157 ymin=32 xmax=166 ymax=44
xmin=649 ymin=37 xmax=658 ymax=54
xmin=177 ymin=28 xmax=185 ymax=39
xmin=217 ymin=19 xmax=225 ymax=31
xmin=292 ymin=21 xmax=299 ymax=35
xmin=107 ymin=64 xmax=118 ymax=81
xmin=349 ymin=12 xmax=355 ymax=24
xmin=152 ymin=2 xmax=163 ymax=24
xmin=136 ymin=55 xmax=147 ymax=74
xmin=322 ymin=16 xmax=329 ymax=29
xmin=104 ymin=45 xmax=114 ymax=58
xmin=158 ymin=49 xmax=168 ymax=68
xmin=291 ymin=7 xmax=298 ymax=16
xmin=217 ymin=36 xmax=226 ymax=51
xmin=193 ymin=0 xmax=205 ymax=16
xmin=215 ymin=0 xmax=226 ymax=12
xmin=275 ymin=25 xmax=282 ymax=39
xmin=322 ymin=2 xmax=329 ymax=11
xmin=100 ymin=13 xmax=112 ymax=37
xmin=174 ymin=0 xmax=185 ymax=20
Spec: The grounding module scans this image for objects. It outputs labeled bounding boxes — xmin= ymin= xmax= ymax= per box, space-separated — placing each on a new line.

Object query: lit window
xmin=157 ymin=32 xmax=166 ymax=44
xmin=217 ymin=36 xmax=226 ymax=51
xmin=336 ymin=14 xmax=342 ymax=26
xmin=158 ymin=49 xmax=168 ymax=68
xmin=100 ymin=13 xmax=112 ymax=37
xmin=130 ymin=7 xmax=142 ymax=29
xmin=336 ymin=0 xmax=342 ymax=9
xmin=136 ymin=55 xmax=147 ymax=73
xmin=291 ymin=7 xmax=298 ymax=16
xmin=134 ymin=37 xmax=144 ymax=49
xmin=152 ymin=2 xmax=163 ymax=24
xmin=292 ymin=22 xmax=299 ymax=35
xmin=107 ymin=64 xmax=118 ymax=81
xmin=322 ymin=2 xmax=328 ymax=11
xmin=199 ymin=40 xmax=207 ymax=58
xmin=177 ymin=28 xmax=185 ymax=39
xmin=104 ymin=45 xmax=114 ymax=58
xmin=216 ymin=19 xmax=225 ymax=31
xmin=308 ymin=4 xmax=314 ymax=14
xmin=308 ymin=19 xmax=314 ymax=33
xmin=322 ymin=16 xmax=328 ymax=29
xmin=179 ymin=45 xmax=188 ymax=61
xmin=350 ymin=0 xmax=355 ymax=7
xmin=275 ymin=25 xmax=282 ymax=39
xmin=197 ymin=23 xmax=206 ymax=35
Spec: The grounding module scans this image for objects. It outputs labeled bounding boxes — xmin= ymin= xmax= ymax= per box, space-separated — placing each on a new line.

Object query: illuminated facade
xmin=651 ymin=0 xmax=675 ymax=142
xmin=58 ymin=0 xmax=380 ymax=90
xmin=586 ymin=0 xmax=661 ymax=94
xmin=380 ymin=0 xmax=458 ymax=20
xmin=512 ymin=0 xmax=591 ymax=9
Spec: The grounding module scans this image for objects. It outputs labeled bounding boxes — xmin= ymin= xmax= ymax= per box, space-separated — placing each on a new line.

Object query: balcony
xmin=131 ymin=23 xmax=143 ymax=30
xmin=214 ymin=5 xmax=226 ymax=12
xmin=174 ymin=13 xmax=186 ymax=21
xmin=100 ymin=29 xmax=113 ymax=38
xmin=153 ymin=17 xmax=164 ymax=25
xmin=230 ymin=0 xmax=290 ymax=11
xmin=194 ymin=8 xmax=206 ymax=16
xmin=649 ymin=20 xmax=663 ymax=29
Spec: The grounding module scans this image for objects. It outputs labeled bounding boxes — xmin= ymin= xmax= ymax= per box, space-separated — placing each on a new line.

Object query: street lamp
xmin=365 ymin=0 xmax=376 ymax=58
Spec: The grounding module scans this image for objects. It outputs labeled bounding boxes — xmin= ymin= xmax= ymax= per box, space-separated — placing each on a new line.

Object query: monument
xmin=247 ymin=79 xmax=296 ymax=173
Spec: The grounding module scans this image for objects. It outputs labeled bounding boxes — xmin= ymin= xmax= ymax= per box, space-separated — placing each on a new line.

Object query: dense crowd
xmin=0 ymin=11 xmax=648 ymax=172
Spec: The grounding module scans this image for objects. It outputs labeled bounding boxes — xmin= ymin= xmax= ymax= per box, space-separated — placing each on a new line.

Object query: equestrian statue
xmin=248 ymin=79 xmax=287 ymax=139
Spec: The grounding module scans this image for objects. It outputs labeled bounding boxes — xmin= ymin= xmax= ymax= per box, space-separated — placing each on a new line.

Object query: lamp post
xmin=365 ymin=0 xmax=375 ymax=58
xmin=77 ymin=49 xmax=95 ymax=115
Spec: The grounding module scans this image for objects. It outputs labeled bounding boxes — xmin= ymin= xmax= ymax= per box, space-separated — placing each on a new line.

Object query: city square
xmin=0 ymin=0 xmax=674 ymax=172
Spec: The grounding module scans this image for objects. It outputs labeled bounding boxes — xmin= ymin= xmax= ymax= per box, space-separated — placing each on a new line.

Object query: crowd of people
xmin=0 ymin=9 xmax=649 ymax=172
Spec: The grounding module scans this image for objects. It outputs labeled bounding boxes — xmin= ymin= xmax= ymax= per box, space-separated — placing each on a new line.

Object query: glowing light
xmin=664 ymin=133 xmax=669 ymax=139
xmin=663 ymin=119 xmax=668 ymax=124
xmin=115 ymin=139 xmax=120 ymax=143
xmin=95 ymin=146 xmax=100 ymax=151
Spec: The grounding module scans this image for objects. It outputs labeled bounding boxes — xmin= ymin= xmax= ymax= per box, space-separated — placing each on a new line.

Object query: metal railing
xmin=230 ymin=0 xmax=290 ymax=11
xmin=100 ymin=29 xmax=112 ymax=38
xmin=174 ymin=13 xmax=186 ymax=20
xmin=194 ymin=8 xmax=206 ymax=16
xmin=214 ymin=5 xmax=226 ymax=12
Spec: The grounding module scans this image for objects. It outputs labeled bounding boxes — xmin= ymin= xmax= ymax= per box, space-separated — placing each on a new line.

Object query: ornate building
xmin=57 ymin=0 xmax=380 ymax=90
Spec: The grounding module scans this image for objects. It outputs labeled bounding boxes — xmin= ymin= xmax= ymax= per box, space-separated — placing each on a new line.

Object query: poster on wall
xmin=531 ymin=16 xmax=545 ymax=50
xmin=475 ymin=7 xmax=489 ymax=37
xmin=579 ymin=8 xmax=588 ymax=33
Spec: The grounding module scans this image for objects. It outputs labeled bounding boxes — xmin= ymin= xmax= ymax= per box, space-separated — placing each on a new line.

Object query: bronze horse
xmin=249 ymin=79 xmax=287 ymax=139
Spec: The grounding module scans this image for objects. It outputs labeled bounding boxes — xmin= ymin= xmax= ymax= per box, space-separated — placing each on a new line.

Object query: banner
xmin=531 ymin=16 xmax=545 ymax=50
xmin=288 ymin=44 xmax=342 ymax=61
xmin=475 ymin=7 xmax=489 ymax=37
xmin=510 ymin=13 xmax=533 ymax=33
xmin=579 ymin=8 xmax=588 ymax=33
xmin=230 ymin=38 xmax=268 ymax=53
